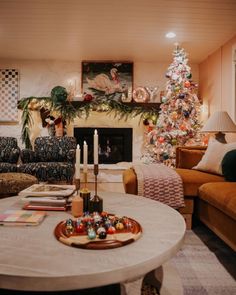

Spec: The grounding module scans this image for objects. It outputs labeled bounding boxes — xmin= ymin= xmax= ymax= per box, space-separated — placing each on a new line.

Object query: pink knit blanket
xmin=133 ymin=163 xmax=185 ymax=209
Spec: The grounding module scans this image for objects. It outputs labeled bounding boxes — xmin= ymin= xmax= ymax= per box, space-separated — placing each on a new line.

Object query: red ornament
xmin=107 ymin=226 xmax=116 ymax=234
xmin=84 ymin=93 xmax=93 ymax=101
xmin=184 ymin=81 xmax=191 ymax=88
xmin=76 ymin=223 xmax=85 ymax=233
xmin=158 ymin=136 xmax=165 ymax=143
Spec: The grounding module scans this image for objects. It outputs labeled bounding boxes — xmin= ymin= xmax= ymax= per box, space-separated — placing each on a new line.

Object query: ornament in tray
xmin=54 ymin=211 xmax=142 ymax=249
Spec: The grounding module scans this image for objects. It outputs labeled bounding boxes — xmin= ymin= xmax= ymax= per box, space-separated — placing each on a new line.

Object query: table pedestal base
xmin=120 ymin=261 xmax=183 ymax=295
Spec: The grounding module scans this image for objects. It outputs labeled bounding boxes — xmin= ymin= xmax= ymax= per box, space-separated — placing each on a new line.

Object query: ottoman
xmin=0 ymin=172 xmax=38 ymax=198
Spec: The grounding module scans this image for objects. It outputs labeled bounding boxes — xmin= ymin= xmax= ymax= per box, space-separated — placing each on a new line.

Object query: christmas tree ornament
xmin=87 ymin=228 xmax=96 ymax=240
xmin=184 ymin=81 xmax=191 ymax=88
xmin=143 ymin=118 xmax=149 ymax=126
xmin=179 ymin=93 xmax=185 ymax=99
xmin=186 ymin=73 xmax=192 ymax=79
xmin=158 ymin=136 xmax=165 ymax=143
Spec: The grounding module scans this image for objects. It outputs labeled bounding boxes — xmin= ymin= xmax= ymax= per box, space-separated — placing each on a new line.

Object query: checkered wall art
xmin=0 ymin=69 xmax=19 ymax=123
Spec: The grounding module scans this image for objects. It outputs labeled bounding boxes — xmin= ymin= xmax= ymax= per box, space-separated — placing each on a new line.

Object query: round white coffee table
xmin=0 ymin=192 xmax=185 ymax=294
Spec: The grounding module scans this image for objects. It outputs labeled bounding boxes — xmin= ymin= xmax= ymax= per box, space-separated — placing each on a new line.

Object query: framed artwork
xmin=0 ymin=69 xmax=19 ymax=123
xmin=81 ymin=61 xmax=133 ymax=101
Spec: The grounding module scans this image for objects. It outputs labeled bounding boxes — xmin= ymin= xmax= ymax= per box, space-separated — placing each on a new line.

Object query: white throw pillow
xmin=192 ymin=138 xmax=236 ymax=175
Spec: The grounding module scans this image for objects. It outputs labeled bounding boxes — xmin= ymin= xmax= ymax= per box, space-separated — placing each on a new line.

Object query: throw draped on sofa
xmin=18 ymin=136 xmax=77 ymax=183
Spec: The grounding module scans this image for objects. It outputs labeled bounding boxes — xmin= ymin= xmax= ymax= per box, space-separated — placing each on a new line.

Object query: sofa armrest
xmin=176 ymin=146 xmax=207 ymax=169
xmin=20 ymin=149 xmax=37 ymax=163
xmin=123 ymin=168 xmax=138 ymax=195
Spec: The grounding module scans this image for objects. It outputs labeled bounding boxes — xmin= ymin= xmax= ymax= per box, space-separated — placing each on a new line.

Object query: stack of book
xmin=19 ymin=184 xmax=75 ymax=211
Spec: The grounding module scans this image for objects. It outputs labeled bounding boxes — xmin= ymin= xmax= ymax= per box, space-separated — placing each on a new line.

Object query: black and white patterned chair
xmin=0 ymin=137 xmax=20 ymax=173
xmin=18 ymin=136 xmax=77 ymax=183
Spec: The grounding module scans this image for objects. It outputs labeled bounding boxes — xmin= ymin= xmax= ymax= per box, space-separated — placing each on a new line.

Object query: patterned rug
xmin=170 ymin=224 xmax=236 ymax=295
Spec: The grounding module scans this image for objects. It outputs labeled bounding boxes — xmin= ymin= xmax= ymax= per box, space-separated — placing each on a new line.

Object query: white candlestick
xmin=94 ymin=129 xmax=98 ymax=165
xmin=83 ymin=141 xmax=88 ymax=173
xmin=75 ymin=144 xmax=80 ymax=179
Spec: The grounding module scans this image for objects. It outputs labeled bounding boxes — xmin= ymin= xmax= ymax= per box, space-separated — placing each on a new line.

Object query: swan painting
xmin=86 ymin=68 xmax=127 ymax=95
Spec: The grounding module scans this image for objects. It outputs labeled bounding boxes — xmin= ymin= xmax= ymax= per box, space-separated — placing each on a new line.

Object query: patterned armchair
xmin=18 ymin=136 xmax=77 ymax=183
xmin=0 ymin=137 xmax=20 ymax=172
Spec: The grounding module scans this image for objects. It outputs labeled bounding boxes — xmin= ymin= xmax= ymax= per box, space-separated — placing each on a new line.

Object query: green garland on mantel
xmin=18 ymin=93 xmax=160 ymax=149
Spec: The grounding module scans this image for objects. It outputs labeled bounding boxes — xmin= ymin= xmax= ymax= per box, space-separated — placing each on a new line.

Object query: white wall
xmin=0 ymin=58 xmax=199 ymax=152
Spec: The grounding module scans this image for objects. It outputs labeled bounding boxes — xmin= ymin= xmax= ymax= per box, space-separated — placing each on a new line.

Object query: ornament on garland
xmin=143 ymin=43 xmax=202 ymax=166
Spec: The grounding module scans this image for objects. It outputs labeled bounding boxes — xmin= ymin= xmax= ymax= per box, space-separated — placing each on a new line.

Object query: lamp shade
xmin=201 ymin=111 xmax=236 ymax=133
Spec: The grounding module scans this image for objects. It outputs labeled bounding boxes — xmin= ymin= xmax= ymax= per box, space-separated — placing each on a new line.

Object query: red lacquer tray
xmin=54 ymin=214 xmax=142 ymax=250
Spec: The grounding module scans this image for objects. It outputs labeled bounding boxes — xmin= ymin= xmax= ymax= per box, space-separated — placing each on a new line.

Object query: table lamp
xmin=200 ymin=111 xmax=236 ymax=143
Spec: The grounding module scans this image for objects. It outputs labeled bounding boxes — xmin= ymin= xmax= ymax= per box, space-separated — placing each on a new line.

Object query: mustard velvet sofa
xmin=123 ymin=146 xmax=236 ymax=251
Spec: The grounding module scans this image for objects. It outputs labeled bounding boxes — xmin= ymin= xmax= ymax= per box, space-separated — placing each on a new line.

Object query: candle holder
xmin=89 ymin=164 xmax=103 ymax=213
xmin=74 ymin=178 xmax=80 ymax=195
xmin=80 ymin=171 xmax=90 ymax=212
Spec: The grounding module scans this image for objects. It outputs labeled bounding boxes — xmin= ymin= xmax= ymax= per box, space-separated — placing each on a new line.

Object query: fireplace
xmin=74 ymin=127 xmax=133 ymax=164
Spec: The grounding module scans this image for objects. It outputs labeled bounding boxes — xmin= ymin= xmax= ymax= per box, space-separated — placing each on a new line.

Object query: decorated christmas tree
xmin=144 ymin=44 xmax=202 ymax=166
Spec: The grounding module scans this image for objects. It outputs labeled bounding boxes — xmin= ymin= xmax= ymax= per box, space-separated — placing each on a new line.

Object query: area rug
xmin=169 ymin=224 xmax=236 ymax=295
xmin=142 ymin=223 xmax=236 ymax=295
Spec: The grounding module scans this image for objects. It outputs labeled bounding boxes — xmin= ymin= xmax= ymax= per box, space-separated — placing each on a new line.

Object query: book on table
xmin=19 ymin=184 xmax=75 ymax=198
xmin=19 ymin=184 xmax=75 ymax=211
xmin=22 ymin=202 xmax=68 ymax=211
xmin=0 ymin=210 xmax=46 ymax=226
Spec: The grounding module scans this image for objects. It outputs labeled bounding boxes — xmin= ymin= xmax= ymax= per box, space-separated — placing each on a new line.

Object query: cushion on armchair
xmin=0 ymin=137 xmax=20 ymax=164
xmin=20 ymin=149 xmax=37 ymax=163
xmin=34 ymin=137 xmax=76 ymax=162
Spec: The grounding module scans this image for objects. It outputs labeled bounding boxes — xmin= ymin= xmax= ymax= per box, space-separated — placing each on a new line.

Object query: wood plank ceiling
xmin=0 ymin=0 xmax=235 ymax=63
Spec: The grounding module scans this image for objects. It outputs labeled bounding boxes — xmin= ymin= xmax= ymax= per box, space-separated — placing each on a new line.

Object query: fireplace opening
xmin=74 ymin=127 xmax=133 ymax=164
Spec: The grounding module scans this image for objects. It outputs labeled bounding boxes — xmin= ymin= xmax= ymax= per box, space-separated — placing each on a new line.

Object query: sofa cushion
xmin=193 ymin=138 xmax=236 ymax=175
xmin=176 ymin=168 xmax=225 ymax=196
xmin=221 ymin=149 xmax=236 ymax=181
xmin=199 ymin=182 xmax=236 ymax=220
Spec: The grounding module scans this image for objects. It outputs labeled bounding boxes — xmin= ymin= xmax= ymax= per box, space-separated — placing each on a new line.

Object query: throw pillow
xmin=221 ymin=149 xmax=236 ymax=181
xmin=192 ymin=138 xmax=236 ymax=175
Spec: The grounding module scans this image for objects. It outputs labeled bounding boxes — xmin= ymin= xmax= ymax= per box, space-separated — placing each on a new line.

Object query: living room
xmin=0 ymin=1 xmax=236 ymax=295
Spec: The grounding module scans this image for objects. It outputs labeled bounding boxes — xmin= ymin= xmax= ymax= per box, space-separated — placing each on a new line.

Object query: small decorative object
xmin=65 ymin=219 xmax=74 ymax=234
xmin=71 ymin=195 xmax=83 ymax=218
xmin=89 ymin=164 xmax=103 ymax=213
xmin=107 ymin=226 xmax=116 ymax=234
xmin=184 ymin=81 xmax=191 ymax=88
xmin=54 ymin=212 xmax=142 ymax=249
xmin=133 ymin=87 xmax=149 ymax=103
xmin=145 ymin=86 xmax=159 ymax=102
xmin=88 ymin=130 xmax=103 ymax=213
xmin=87 ymin=228 xmax=96 ymax=240
xmin=98 ymin=231 xmax=107 ymax=239
xmin=80 ymin=188 xmax=90 ymax=212
xmin=83 ymin=93 xmax=93 ymax=101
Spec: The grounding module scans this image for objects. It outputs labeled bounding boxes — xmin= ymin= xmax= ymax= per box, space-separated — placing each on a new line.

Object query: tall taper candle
xmin=75 ymin=144 xmax=80 ymax=179
xmin=94 ymin=129 xmax=98 ymax=165
xmin=83 ymin=141 xmax=88 ymax=173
